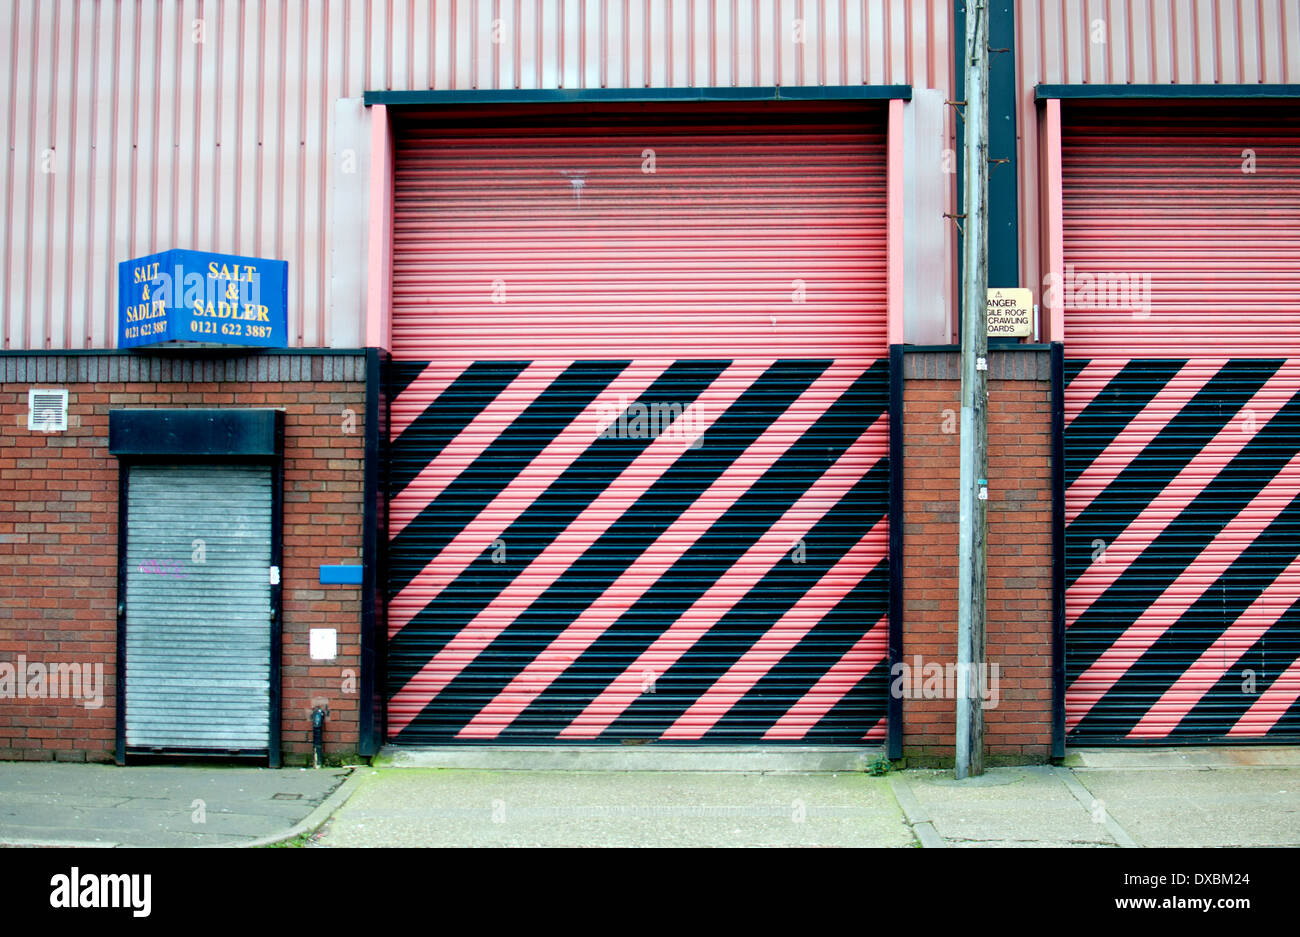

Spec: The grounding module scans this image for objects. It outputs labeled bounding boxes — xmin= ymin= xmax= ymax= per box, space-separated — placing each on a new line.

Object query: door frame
xmin=375 ymin=96 xmax=906 ymax=746
xmin=109 ymin=408 xmax=285 ymax=766
xmin=1040 ymin=86 xmax=1300 ymax=751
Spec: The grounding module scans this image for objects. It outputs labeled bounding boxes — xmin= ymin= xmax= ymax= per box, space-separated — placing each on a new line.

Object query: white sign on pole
xmin=986 ymin=288 xmax=1034 ymax=338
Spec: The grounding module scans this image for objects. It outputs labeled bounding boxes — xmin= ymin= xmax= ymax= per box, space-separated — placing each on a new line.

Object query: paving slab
xmin=316 ymin=769 xmax=915 ymax=848
xmin=0 ymin=762 xmax=350 ymax=847
xmin=1072 ymin=767 xmax=1300 ymax=847
xmin=1066 ymin=747 xmax=1300 ymax=769
xmin=901 ymin=767 xmax=1119 ymax=847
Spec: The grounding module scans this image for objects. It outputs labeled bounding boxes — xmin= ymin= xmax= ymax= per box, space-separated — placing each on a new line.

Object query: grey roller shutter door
xmin=124 ymin=464 xmax=273 ymax=752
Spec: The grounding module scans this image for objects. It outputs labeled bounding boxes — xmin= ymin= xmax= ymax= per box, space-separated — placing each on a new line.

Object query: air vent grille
xmin=28 ymin=388 xmax=68 ymax=432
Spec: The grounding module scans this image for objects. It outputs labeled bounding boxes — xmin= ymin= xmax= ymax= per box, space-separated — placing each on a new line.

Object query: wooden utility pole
xmin=956 ymin=0 xmax=989 ymax=780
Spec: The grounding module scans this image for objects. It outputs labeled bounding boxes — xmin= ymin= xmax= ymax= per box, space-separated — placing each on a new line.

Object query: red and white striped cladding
xmin=391 ymin=105 xmax=887 ymax=362
xmin=1060 ymin=103 xmax=1300 ymax=359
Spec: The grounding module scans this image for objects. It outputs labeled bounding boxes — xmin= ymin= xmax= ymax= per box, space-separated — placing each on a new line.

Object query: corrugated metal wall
xmin=1018 ymin=0 xmax=1300 ymax=305
xmin=7 ymin=1 xmax=1294 ymax=352
xmin=0 ymin=0 xmax=953 ymax=351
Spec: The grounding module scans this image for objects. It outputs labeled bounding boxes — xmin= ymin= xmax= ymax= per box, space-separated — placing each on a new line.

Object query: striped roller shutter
xmin=123 ymin=464 xmax=273 ymax=753
xmin=1062 ymin=103 xmax=1300 ymax=743
xmin=386 ymin=103 xmax=890 ymax=744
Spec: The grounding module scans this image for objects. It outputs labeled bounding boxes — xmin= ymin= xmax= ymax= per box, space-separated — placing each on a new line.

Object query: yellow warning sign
xmin=986 ymin=288 xmax=1033 ymax=338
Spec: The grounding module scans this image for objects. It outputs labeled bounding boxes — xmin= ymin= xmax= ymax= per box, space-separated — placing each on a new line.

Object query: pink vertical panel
xmin=887 ymin=97 xmax=904 ymax=347
xmin=366 ymin=103 xmax=393 ymax=351
xmin=1015 ymin=0 xmax=1038 ymax=300
xmin=304 ymin=1 xmax=329 ymax=347
xmin=56 ymin=0 xmax=90 ymax=350
xmin=1044 ymin=97 xmax=1064 ymax=343
xmin=0 ymin=1 xmax=16 ymax=347
xmin=213 ymin=1 xmax=238 ymax=257
xmin=235 ymin=2 xmax=260 ymax=286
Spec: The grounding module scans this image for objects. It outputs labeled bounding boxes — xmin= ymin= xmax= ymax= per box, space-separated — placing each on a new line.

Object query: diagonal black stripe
xmin=508 ymin=362 xmax=889 ymax=739
xmin=386 ymin=360 xmax=730 ymax=704
xmin=707 ymin=560 xmax=890 ymax=739
xmin=1065 ymin=360 xmax=1286 ymax=589
xmin=386 ymin=360 xmax=531 ymax=496
xmin=605 ymin=464 xmax=888 ymax=738
xmin=1071 ymin=493 xmax=1300 ymax=740
xmin=387 ymin=359 xmax=430 ymax=401
xmin=1064 ymin=358 xmax=1186 ymax=488
xmin=1169 ymin=596 xmax=1300 ymax=740
xmin=386 ymin=360 xmax=629 ymax=597
xmin=1063 ymin=357 xmax=1092 ymax=388
xmin=1277 ymin=685 xmax=1300 ymax=738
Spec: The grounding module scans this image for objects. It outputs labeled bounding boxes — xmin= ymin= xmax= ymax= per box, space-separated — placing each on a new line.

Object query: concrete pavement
xmin=0 ymin=762 xmax=351 ymax=847
xmin=3 ymin=747 xmax=1299 ymax=847
xmin=897 ymin=766 xmax=1128 ymax=847
xmin=314 ymin=768 xmax=914 ymax=847
xmin=312 ymin=747 xmax=1300 ymax=848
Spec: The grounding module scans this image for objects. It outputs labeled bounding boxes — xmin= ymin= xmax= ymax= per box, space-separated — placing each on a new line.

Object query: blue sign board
xmin=118 ymin=249 xmax=288 ymax=348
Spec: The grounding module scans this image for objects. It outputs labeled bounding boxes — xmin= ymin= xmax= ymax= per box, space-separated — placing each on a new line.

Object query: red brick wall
xmin=901 ymin=352 xmax=1053 ymax=764
xmin=900 ymin=380 xmax=960 ymax=759
xmin=985 ymin=377 xmax=1053 ymax=760
xmin=0 ymin=354 xmax=367 ymax=764
xmin=3 ymin=349 xmax=1056 ymax=764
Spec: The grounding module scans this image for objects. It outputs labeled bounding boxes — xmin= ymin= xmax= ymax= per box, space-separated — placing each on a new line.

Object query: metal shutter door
xmin=386 ymin=105 xmax=890 ymax=744
xmin=1062 ymin=104 xmax=1300 ymax=743
xmin=124 ymin=464 xmax=273 ymax=752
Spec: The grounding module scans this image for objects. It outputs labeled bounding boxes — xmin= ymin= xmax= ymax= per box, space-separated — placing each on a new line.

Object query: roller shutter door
xmin=1062 ymin=103 xmax=1300 ymax=743
xmin=123 ymin=464 xmax=273 ymax=754
xmin=386 ymin=104 xmax=890 ymax=743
